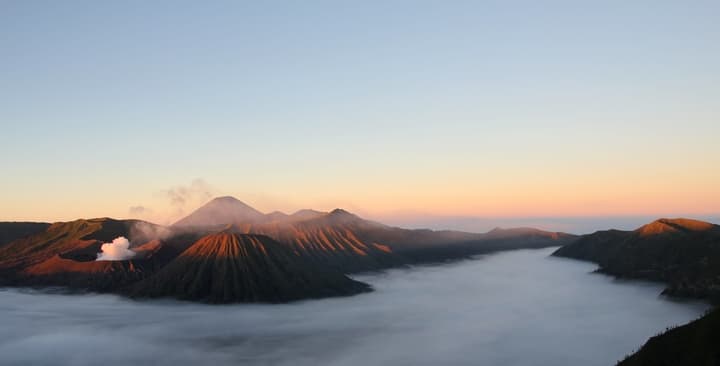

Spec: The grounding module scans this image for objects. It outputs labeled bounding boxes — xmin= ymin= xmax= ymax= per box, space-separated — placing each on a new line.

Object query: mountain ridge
xmin=553 ymin=217 xmax=720 ymax=300
xmin=0 ymin=196 xmax=575 ymax=303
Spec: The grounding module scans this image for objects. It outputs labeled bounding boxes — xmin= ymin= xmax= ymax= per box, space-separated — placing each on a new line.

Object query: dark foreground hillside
xmin=553 ymin=218 xmax=720 ymax=302
xmin=617 ymin=308 xmax=720 ymax=366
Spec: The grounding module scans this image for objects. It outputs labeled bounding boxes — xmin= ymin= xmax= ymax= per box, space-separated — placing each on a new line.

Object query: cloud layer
xmin=0 ymin=248 xmax=709 ymax=366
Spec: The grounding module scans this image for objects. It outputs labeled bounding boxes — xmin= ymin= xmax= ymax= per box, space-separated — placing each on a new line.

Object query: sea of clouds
xmin=0 ymin=248 xmax=709 ymax=366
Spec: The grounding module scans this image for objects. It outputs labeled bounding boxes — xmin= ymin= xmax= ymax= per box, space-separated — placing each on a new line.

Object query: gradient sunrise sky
xmin=1 ymin=1 xmax=719 ymax=230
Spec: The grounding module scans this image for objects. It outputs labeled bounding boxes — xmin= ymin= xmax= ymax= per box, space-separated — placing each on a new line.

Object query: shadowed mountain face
xmin=130 ymin=232 xmax=370 ymax=303
xmin=0 ymin=222 xmax=51 ymax=247
xmin=553 ymin=218 xmax=720 ymax=301
xmin=616 ymin=308 xmax=720 ymax=366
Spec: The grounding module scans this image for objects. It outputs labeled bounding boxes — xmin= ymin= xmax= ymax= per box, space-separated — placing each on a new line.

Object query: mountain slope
xmin=0 ymin=218 xmax=164 ymax=270
xmin=20 ymin=254 xmax=148 ymax=291
xmin=617 ymin=308 xmax=720 ymax=366
xmin=0 ymin=218 xmax=172 ymax=290
xmin=553 ymin=218 xmax=720 ymax=301
xmin=131 ymin=231 xmax=371 ymax=303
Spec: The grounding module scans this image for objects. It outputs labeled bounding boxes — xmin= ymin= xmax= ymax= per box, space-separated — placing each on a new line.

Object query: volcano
xmin=0 ymin=218 xmax=164 ymax=270
xmin=131 ymin=231 xmax=370 ymax=303
xmin=173 ymin=196 xmax=265 ymax=227
xmin=0 ymin=218 xmax=173 ymax=290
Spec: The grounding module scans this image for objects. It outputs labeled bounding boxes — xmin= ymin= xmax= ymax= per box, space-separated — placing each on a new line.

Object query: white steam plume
xmin=96 ymin=237 xmax=136 ymax=261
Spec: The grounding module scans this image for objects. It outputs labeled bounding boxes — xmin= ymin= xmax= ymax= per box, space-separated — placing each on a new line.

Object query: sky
xmin=1 ymin=1 xmax=719 ymax=232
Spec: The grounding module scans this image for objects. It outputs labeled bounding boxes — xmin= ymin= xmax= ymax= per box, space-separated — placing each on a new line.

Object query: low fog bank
xmin=0 ymin=248 xmax=709 ymax=366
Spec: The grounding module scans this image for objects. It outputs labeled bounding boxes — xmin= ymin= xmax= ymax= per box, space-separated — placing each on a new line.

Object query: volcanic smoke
xmin=96 ymin=236 xmax=136 ymax=261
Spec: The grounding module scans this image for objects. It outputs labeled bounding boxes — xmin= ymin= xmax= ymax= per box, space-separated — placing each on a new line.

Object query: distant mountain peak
xmin=330 ymin=208 xmax=352 ymax=216
xmin=265 ymin=211 xmax=290 ymax=222
xmin=207 ymin=196 xmax=252 ymax=206
xmin=325 ymin=208 xmax=363 ymax=223
xmin=173 ymin=196 xmax=264 ymax=227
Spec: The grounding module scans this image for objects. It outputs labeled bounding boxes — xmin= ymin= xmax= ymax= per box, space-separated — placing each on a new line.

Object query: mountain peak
xmin=265 ymin=211 xmax=290 ymax=222
xmin=326 ymin=208 xmax=361 ymax=222
xmin=637 ymin=218 xmax=715 ymax=237
xmin=329 ymin=208 xmax=353 ymax=216
xmin=209 ymin=196 xmax=245 ymax=204
xmin=173 ymin=196 xmax=264 ymax=227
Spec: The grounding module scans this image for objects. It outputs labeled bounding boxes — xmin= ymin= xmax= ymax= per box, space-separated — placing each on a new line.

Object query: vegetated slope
xmin=616 ymin=308 xmax=720 ymax=366
xmin=0 ymin=222 xmax=51 ymax=247
xmin=553 ymin=218 xmax=720 ymax=301
xmin=0 ymin=218 xmax=162 ymax=269
xmin=131 ymin=231 xmax=371 ymax=303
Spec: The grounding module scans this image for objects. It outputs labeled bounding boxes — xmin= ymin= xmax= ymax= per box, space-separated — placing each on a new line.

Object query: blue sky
xmin=1 ymin=1 xmax=718 ymax=231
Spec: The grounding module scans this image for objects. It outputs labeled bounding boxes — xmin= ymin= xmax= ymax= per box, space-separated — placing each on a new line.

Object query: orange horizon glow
xmin=2 ymin=186 xmax=718 ymax=224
